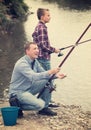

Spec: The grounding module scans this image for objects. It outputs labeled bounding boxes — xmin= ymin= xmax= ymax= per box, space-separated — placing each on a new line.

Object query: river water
xmin=24 ymin=0 xmax=91 ymax=111
xmin=0 ymin=0 xmax=91 ymax=111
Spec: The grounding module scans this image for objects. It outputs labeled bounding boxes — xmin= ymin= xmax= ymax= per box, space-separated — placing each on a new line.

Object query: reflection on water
xmin=0 ymin=22 xmax=26 ymax=97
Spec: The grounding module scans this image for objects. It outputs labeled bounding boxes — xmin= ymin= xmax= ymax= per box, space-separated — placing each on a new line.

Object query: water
xmin=0 ymin=0 xmax=91 ymax=111
xmin=24 ymin=0 xmax=91 ymax=111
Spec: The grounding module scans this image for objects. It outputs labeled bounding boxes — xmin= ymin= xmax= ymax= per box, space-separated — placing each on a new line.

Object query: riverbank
xmin=0 ymin=100 xmax=91 ymax=130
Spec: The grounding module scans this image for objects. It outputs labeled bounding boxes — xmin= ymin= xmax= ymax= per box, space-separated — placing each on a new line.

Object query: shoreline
xmin=0 ymin=101 xmax=91 ymax=130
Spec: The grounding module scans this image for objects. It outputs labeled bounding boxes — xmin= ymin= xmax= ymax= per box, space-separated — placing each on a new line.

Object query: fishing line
xmin=58 ymin=38 xmax=91 ymax=57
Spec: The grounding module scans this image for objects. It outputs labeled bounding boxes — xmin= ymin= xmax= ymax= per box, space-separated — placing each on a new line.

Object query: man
xmin=9 ymin=42 xmax=66 ymax=118
xmin=32 ymin=8 xmax=61 ymax=70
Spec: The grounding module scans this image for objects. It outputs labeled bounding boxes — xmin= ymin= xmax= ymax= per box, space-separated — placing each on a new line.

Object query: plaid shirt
xmin=32 ymin=21 xmax=55 ymax=60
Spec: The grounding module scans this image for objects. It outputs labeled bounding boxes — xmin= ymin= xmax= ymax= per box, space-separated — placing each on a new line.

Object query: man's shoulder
xmin=16 ymin=56 xmax=27 ymax=65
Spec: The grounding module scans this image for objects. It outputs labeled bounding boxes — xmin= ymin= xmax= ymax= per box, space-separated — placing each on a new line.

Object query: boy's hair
xmin=24 ymin=42 xmax=37 ymax=52
xmin=37 ymin=8 xmax=49 ymax=20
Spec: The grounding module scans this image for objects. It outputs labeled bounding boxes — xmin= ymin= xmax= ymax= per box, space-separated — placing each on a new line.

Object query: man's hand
xmin=56 ymin=73 xmax=67 ymax=79
xmin=48 ymin=67 xmax=60 ymax=75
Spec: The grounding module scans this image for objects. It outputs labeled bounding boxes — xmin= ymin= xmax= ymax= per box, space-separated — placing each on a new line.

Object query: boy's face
xmin=41 ymin=10 xmax=51 ymax=23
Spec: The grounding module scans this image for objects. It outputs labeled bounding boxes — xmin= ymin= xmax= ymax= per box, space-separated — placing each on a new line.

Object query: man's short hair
xmin=37 ymin=8 xmax=49 ymax=20
xmin=24 ymin=42 xmax=37 ymax=52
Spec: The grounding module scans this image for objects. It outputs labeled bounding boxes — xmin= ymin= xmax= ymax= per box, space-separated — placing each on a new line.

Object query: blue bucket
xmin=1 ymin=106 xmax=19 ymax=126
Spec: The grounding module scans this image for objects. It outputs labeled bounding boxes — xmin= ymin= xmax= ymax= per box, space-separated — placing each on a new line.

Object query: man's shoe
xmin=48 ymin=103 xmax=60 ymax=108
xmin=38 ymin=108 xmax=57 ymax=116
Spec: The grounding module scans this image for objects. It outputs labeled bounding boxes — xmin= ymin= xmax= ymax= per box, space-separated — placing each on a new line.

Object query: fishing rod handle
xmin=60 ymin=48 xmax=65 ymax=50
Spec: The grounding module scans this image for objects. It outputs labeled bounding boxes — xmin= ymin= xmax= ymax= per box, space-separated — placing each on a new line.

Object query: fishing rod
xmin=38 ymin=23 xmax=91 ymax=98
xmin=58 ymin=38 xmax=91 ymax=57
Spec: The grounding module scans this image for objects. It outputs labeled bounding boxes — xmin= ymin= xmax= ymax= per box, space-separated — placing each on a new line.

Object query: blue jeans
xmin=38 ymin=58 xmax=51 ymax=70
xmin=38 ymin=58 xmax=54 ymax=101
xmin=16 ymin=79 xmax=52 ymax=111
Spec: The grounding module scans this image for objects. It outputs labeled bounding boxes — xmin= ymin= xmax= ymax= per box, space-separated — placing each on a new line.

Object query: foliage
xmin=0 ymin=2 xmax=10 ymax=27
xmin=2 ymin=0 xmax=29 ymax=18
xmin=0 ymin=0 xmax=29 ymax=34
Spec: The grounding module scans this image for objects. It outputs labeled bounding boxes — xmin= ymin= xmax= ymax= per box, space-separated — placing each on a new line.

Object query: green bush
xmin=0 ymin=0 xmax=29 ymax=33
xmin=2 ymin=0 xmax=29 ymax=18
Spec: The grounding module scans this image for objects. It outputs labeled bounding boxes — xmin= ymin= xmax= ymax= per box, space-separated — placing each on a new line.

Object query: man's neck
xmin=26 ymin=54 xmax=35 ymax=61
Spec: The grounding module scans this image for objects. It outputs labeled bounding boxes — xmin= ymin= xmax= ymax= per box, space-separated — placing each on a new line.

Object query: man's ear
xmin=26 ymin=49 xmax=29 ymax=55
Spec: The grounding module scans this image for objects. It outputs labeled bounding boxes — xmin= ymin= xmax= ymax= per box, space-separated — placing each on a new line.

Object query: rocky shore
xmin=0 ymin=100 xmax=91 ymax=130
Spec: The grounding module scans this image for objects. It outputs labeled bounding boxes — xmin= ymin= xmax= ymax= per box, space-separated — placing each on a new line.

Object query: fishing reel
xmin=58 ymin=52 xmax=64 ymax=57
xmin=49 ymin=84 xmax=56 ymax=93
xmin=46 ymin=82 xmax=56 ymax=93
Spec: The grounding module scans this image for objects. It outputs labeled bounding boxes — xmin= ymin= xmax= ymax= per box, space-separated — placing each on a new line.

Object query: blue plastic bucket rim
xmin=1 ymin=106 xmax=20 ymax=111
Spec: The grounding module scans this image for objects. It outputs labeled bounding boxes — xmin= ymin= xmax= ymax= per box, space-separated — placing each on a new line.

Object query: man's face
xmin=26 ymin=44 xmax=39 ymax=59
xmin=42 ymin=10 xmax=51 ymax=23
